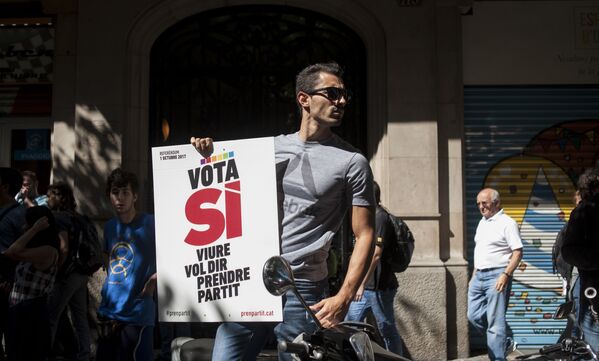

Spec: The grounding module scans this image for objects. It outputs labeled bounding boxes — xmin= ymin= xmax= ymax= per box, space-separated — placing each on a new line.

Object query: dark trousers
xmin=0 ymin=290 xmax=8 ymax=361
xmin=6 ymin=296 xmax=51 ymax=361
xmin=96 ymin=322 xmax=153 ymax=361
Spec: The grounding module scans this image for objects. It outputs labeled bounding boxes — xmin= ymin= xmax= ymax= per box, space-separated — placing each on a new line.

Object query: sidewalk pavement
xmin=169 ymin=338 xmax=540 ymax=361
xmin=450 ymin=348 xmax=540 ymax=361
xmin=253 ymin=348 xmax=539 ymax=361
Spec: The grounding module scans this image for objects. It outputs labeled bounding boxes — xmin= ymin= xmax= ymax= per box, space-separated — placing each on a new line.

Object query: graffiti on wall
xmin=481 ymin=120 xmax=599 ymax=344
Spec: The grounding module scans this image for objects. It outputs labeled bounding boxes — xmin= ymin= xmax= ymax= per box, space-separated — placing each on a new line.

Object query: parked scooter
xmin=263 ymin=255 xmax=410 ymax=361
xmin=515 ymin=286 xmax=598 ymax=361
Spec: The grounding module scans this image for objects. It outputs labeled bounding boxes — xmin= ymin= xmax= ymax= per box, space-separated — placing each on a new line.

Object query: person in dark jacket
xmin=562 ymin=167 xmax=599 ymax=351
xmin=345 ymin=181 xmax=402 ymax=355
xmin=4 ymin=206 xmax=60 ymax=361
xmin=46 ymin=183 xmax=91 ymax=361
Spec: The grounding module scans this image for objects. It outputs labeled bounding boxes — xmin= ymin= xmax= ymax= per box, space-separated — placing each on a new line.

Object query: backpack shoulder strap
xmin=378 ymin=205 xmax=395 ymax=224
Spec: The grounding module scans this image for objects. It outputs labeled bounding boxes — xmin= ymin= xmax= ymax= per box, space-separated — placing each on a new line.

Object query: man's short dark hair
xmin=577 ymin=168 xmax=599 ymax=201
xmin=295 ymin=62 xmax=344 ymax=95
xmin=48 ymin=182 xmax=77 ymax=211
xmin=0 ymin=168 xmax=23 ymax=196
xmin=106 ymin=168 xmax=139 ymax=196
xmin=22 ymin=170 xmax=38 ymax=184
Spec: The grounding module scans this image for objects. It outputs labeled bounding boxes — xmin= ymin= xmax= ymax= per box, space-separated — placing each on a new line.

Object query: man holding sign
xmin=192 ymin=62 xmax=376 ymax=361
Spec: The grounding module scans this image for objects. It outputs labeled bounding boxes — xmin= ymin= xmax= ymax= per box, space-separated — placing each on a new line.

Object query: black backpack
xmin=383 ymin=209 xmax=415 ymax=273
xmin=70 ymin=213 xmax=104 ymax=275
xmin=552 ymin=224 xmax=573 ymax=285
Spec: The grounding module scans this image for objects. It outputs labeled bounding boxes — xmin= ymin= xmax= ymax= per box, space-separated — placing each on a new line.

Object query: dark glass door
xmin=150 ymin=5 xmax=367 ymax=153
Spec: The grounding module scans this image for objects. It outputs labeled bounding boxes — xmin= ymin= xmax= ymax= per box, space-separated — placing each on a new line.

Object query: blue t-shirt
xmin=15 ymin=194 xmax=48 ymax=208
xmin=98 ymin=213 xmax=156 ymax=325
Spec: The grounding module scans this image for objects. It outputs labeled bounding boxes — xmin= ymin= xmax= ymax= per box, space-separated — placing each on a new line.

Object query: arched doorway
xmin=149 ymin=5 xmax=367 ymax=153
xmin=148 ymin=5 xmax=368 ymax=298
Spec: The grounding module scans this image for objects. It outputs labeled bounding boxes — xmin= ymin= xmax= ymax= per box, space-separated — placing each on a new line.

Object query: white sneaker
xmin=505 ymin=337 xmax=517 ymax=355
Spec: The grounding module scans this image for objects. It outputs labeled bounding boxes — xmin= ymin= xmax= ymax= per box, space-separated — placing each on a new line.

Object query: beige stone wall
xmin=373 ymin=0 xmax=469 ymax=359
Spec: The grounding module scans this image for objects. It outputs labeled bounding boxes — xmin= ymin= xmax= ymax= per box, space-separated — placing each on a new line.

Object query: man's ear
xmin=297 ymin=92 xmax=310 ymax=108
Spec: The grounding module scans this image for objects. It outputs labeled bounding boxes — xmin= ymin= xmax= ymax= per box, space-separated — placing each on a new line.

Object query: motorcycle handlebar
xmin=278 ymin=340 xmax=309 ymax=356
xmin=539 ymin=343 xmax=562 ymax=355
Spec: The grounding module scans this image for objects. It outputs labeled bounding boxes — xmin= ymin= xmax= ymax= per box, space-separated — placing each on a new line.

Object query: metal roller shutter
xmin=464 ymin=85 xmax=599 ymax=349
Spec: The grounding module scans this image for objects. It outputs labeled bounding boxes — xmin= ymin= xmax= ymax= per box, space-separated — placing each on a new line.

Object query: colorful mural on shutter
xmin=465 ymin=86 xmax=599 ymax=349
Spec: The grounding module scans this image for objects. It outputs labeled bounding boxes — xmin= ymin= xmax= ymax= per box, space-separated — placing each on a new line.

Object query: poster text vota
xmin=185 ymin=152 xmax=242 ymax=246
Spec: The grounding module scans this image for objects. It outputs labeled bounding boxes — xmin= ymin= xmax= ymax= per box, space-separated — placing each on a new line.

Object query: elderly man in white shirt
xmin=468 ymin=188 xmax=523 ymax=361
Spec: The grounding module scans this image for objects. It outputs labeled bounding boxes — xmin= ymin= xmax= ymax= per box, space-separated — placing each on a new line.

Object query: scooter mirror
xmin=263 ymin=256 xmax=296 ymax=296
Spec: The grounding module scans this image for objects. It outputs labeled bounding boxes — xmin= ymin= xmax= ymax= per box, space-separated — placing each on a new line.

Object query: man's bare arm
xmin=495 ymin=248 xmax=522 ymax=292
xmin=139 ymin=273 xmax=158 ymax=298
xmin=355 ymin=241 xmax=383 ymax=301
xmin=310 ymin=204 xmax=375 ymax=327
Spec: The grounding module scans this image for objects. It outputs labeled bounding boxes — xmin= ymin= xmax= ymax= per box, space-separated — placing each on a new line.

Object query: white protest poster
xmin=152 ymin=137 xmax=282 ymax=322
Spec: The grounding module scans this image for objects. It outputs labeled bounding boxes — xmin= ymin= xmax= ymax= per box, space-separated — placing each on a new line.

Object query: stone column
xmin=50 ymin=9 xmax=78 ymax=186
xmin=436 ymin=1 xmax=469 ymax=359
xmin=381 ymin=1 xmax=468 ymax=359
xmin=71 ymin=0 xmax=132 ymax=218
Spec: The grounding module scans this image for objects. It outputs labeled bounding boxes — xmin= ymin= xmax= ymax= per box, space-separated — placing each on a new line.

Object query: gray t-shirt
xmin=275 ymin=132 xmax=374 ymax=281
xmin=0 ymin=203 xmax=26 ymax=252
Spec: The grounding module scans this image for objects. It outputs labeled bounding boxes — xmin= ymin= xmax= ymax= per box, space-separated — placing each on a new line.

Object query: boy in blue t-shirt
xmin=96 ymin=168 xmax=157 ymax=361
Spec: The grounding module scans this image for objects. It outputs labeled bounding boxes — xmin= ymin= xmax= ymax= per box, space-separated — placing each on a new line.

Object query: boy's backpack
xmin=70 ymin=213 xmax=104 ymax=275
xmin=552 ymin=224 xmax=573 ymax=285
xmin=383 ymin=209 xmax=415 ymax=273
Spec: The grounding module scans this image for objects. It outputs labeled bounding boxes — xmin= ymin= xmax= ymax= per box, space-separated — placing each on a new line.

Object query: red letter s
xmin=184 ymin=188 xmax=225 ymax=246
xmin=225 ymin=181 xmax=242 ymax=239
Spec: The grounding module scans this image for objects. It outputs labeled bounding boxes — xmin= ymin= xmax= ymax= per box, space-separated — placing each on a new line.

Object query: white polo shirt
xmin=474 ymin=209 xmax=523 ymax=270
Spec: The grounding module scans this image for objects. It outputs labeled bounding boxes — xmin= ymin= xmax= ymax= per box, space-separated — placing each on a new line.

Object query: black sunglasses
xmin=307 ymin=87 xmax=352 ymax=103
